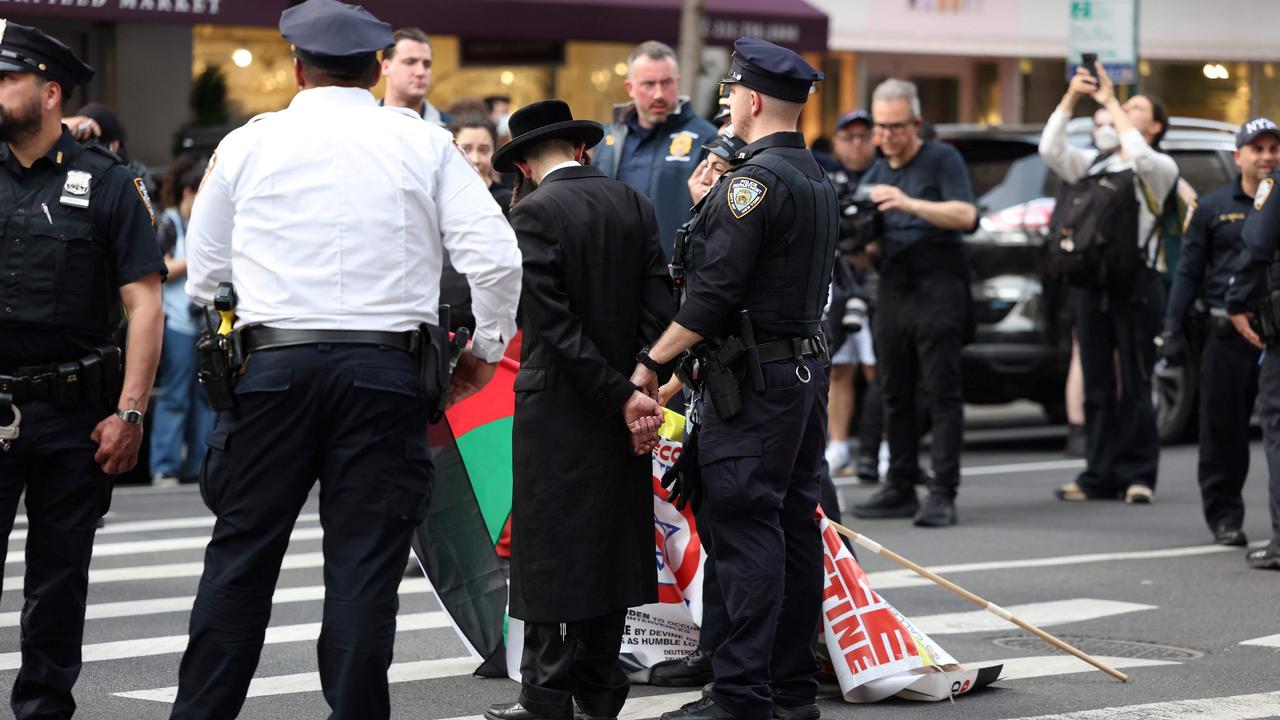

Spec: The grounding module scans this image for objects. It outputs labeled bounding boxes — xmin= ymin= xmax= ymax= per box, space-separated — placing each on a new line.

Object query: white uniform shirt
xmin=185 ymin=86 xmax=521 ymax=363
xmin=1038 ymin=107 xmax=1180 ymax=268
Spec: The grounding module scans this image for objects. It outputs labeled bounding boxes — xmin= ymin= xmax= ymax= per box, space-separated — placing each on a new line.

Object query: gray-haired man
xmin=850 ymin=78 xmax=977 ymax=527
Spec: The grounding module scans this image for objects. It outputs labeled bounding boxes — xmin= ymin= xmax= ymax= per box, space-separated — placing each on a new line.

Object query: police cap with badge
xmin=720 ymin=36 xmax=823 ymax=105
xmin=0 ymin=19 xmax=94 ymax=92
xmin=279 ymin=0 xmax=393 ymax=78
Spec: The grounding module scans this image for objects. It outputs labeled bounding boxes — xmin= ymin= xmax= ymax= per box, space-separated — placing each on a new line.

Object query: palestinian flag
xmin=409 ymin=355 xmax=519 ymax=677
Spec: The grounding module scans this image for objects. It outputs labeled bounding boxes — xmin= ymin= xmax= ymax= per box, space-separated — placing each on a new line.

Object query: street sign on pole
xmin=1066 ymin=0 xmax=1138 ymax=84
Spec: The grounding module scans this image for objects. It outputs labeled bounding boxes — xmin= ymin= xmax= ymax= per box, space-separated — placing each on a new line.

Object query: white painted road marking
xmin=0 ymin=611 xmax=450 ymax=671
xmin=1240 ymin=634 xmax=1280 ymax=648
xmin=833 ymin=459 xmax=1085 ymax=487
xmin=911 ymin=598 xmax=1156 ymax=635
xmin=1000 ymin=690 xmax=1280 ymax=719
xmin=6 ymin=512 xmax=320 ymax=543
xmin=3 ymin=552 xmax=327 ymax=593
xmin=0 ymin=578 xmax=435 ymax=628
xmin=6 ymin=527 xmax=325 ymax=565
xmin=867 ymin=542 xmax=1251 ymax=590
xmin=115 ymin=655 xmax=480 ymax=703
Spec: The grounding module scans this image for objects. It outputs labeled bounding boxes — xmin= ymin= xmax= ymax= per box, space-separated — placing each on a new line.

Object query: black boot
xmin=649 ymin=648 xmax=713 ymax=687
xmin=851 ymin=486 xmax=918 ymax=519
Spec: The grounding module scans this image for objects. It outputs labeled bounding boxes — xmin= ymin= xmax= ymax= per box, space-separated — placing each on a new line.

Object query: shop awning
xmin=2 ymin=0 xmax=828 ymax=53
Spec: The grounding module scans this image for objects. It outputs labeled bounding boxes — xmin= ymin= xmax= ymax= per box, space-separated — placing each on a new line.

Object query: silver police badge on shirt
xmin=727 ymin=177 xmax=767 ymax=219
xmin=61 ymin=170 xmax=92 ymax=208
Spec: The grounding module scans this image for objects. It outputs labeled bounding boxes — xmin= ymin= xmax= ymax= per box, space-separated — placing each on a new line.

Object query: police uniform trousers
xmin=170 ymin=345 xmax=435 ymax=720
xmin=1254 ymin=349 xmax=1280 ymax=545
xmin=0 ymin=401 xmax=112 ymax=720
xmin=1197 ymin=326 xmax=1260 ymax=532
xmin=874 ymin=273 xmax=966 ymax=497
xmin=698 ymin=357 xmax=828 ymax=720
xmin=1072 ymin=273 xmax=1163 ymax=495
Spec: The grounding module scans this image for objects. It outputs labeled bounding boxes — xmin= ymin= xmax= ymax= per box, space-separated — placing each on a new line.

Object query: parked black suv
xmin=940 ymin=117 xmax=1238 ymax=441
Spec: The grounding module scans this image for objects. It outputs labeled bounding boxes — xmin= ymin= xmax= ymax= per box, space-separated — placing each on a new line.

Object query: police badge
xmin=60 ymin=170 xmax=92 ymax=208
xmin=727 ymin=177 xmax=766 ymax=219
xmin=666 ymin=131 xmax=694 ymax=161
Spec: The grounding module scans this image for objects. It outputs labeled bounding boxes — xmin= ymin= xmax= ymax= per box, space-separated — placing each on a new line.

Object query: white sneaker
xmin=152 ymin=474 xmax=180 ymax=488
xmin=825 ymin=443 xmax=850 ymax=474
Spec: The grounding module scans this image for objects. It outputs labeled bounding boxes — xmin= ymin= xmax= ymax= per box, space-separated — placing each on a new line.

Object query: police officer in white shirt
xmin=170 ymin=2 xmax=521 ymax=718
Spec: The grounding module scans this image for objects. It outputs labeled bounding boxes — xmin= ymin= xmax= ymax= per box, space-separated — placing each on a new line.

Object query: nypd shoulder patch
xmin=1256 ymin=177 xmax=1274 ymax=211
xmin=727 ymin=176 xmax=767 ymax=219
xmin=133 ymin=177 xmax=156 ymax=225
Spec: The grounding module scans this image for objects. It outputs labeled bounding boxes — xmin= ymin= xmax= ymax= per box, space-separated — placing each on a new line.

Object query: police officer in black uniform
xmin=1164 ymin=117 xmax=1278 ymax=547
xmin=0 ymin=20 xmax=165 ymax=719
xmin=1227 ymin=163 xmax=1280 ymax=570
xmin=629 ymin=37 xmax=835 ymax=720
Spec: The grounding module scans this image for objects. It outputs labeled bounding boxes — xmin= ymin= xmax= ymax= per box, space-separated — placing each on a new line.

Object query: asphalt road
xmin=3 ymin=405 xmax=1279 ymax=720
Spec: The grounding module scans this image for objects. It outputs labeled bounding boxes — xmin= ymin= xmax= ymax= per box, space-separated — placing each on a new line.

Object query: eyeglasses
xmin=873 ymin=120 xmax=916 ymax=134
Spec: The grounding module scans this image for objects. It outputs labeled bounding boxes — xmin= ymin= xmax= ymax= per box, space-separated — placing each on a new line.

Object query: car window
xmin=948 ymin=139 xmax=1051 ymax=212
xmin=1170 ymin=150 xmax=1232 ymax=196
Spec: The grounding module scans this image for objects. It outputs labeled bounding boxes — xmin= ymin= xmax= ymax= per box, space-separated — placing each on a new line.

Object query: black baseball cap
xmin=835 ymin=109 xmax=870 ymax=132
xmin=1237 ymin=117 xmax=1280 ymax=148
xmin=0 ymin=20 xmax=94 ymax=92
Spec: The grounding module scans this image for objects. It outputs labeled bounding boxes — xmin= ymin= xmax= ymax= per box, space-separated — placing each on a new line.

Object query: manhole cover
xmin=992 ymin=636 xmax=1203 ymax=660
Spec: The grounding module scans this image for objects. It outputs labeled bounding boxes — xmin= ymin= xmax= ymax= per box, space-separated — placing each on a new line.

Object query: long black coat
xmin=508 ymin=164 xmax=673 ymax=623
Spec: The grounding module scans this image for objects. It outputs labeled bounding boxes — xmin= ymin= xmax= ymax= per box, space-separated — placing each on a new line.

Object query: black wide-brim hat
xmin=492 ymin=99 xmax=603 ymax=174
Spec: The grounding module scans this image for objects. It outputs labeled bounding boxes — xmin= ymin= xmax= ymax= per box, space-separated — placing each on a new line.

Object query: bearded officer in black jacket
xmin=629 ymin=37 xmax=836 ymax=720
xmin=485 ymin=99 xmax=673 ymax=720
xmin=0 ymin=20 xmax=164 ymax=719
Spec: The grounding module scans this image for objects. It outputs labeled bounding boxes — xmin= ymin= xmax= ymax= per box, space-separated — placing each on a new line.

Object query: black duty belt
xmin=0 ymin=348 xmax=119 ymax=407
xmin=239 ymin=326 xmax=422 ymax=356
xmin=756 ymin=336 xmax=826 ymax=364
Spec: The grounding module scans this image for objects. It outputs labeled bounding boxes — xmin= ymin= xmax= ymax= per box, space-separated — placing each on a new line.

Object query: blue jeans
xmin=150 ymin=323 xmax=215 ymax=478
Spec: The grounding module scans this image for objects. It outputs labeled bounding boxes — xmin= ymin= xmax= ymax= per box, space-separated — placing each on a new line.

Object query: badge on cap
xmin=1256 ymin=178 xmax=1273 ymax=211
xmin=727 ymin=177 xmax=767 ymax=219
xmin=60 ymin=170 xmax=91 ymax=208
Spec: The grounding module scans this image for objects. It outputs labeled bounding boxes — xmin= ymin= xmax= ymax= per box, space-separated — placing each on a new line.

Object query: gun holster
xmin=419 ymin=322 xmax=452 ymax=422
xmin=699 ymin=339 xmax=745 ymax=420
xmin=196 ymin=332 xmax=240 ymax=412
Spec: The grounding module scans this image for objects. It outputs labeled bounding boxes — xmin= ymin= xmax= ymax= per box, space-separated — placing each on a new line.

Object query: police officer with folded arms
xmin=1227 ymin=156 xmax=1280 ymax=571
xmin=169 ymin=1 xmax=521 ymax=717
xmin=628 ymin=37 xmax=835 ymax=720
xmin=1164 ymin=118 xmax=1278 ymax=547
xmin=0 ymin=20 xmax=165 ymax=719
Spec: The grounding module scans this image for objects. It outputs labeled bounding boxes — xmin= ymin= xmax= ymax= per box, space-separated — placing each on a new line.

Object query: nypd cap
xmin=834 ymin=109 xmax=870 ymax=132
xmin=701 ymin=131 xmax=746 ymax=163
xmin=720 ymin=37 xmax=822 ymax=104
xmin=0 ymin=20 xmax=94 ymax=91
xmin=1237 ymin=117 xmax=1280 ymax=149
xmin=280 ymin=0 xmax=393 ymax=77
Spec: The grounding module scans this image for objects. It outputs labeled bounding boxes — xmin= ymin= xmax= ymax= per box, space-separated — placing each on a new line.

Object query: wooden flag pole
xmin=827 ymin=519 xmax=1130 ymax=683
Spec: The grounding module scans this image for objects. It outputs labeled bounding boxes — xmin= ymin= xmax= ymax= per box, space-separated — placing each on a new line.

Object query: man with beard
xmin=485 ymin=99 xmax=671 ymax=720
xmin=0 ymin=20 xmax=165 ymax=719
xmin=593 ymin=41 xmax=717 ymax=258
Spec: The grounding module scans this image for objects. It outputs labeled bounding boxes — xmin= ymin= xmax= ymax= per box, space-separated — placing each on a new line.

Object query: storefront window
xmin=192 ymin=25 xmax=295 ymax=119
xmin=1140 ymin=60 xmax=1251 ymax=125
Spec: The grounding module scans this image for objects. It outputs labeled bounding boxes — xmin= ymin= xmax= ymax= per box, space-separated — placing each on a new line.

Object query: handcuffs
xmin=0 ymin=394 xmax=19 ymax=453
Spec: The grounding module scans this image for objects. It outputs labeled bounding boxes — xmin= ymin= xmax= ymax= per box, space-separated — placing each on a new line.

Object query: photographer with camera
xmin=825 ymin=109 xmax=880 ymax=477
xmin=1041 ymin=60 xmax=1176 ymax=506
xmin=850 ymin=79 xmax=976 ymax=528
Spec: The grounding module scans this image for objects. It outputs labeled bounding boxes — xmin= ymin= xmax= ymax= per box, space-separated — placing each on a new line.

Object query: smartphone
xmin=1082 ymin=53 xmax=1099 ymax=81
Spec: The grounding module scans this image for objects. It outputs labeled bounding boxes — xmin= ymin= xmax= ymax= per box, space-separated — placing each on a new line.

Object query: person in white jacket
xmin=1039 ymin=61 xmax=1178 ymax=505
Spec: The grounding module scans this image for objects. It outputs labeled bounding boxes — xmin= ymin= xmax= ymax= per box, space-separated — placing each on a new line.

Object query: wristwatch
xmin=115 ymin=408 xmax=144 ymax=425
xmin=636 ymin=346 xmax=668 ymax=375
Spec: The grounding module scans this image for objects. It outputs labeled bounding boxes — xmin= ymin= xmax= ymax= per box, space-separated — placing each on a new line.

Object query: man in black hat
xmin=1164 ymin=117 xmax=1277 ymax=548
xmin=628 ymin=36 xmax=836 ymax=720
xmin=169 ymin=1 xmax=522 ymax=717
xmin=0 ymin=18 xmax=166 ymax=720
xmin=483 ymin=99 xmax=671 ymax=720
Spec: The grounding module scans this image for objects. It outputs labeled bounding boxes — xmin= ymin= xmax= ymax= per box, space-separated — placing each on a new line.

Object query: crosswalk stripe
xmin=6 ymin=513 xmax=321 ymax=543
xmin=114 ymin=655 xmax=480 ymax=703
xmin=867 ymin=542 xmax=1250 ymax=590
xmin=0 ymin=579 xmax=434 ymax=628
xmin=911 ymin=598 xmax=1156 ymax=635
xmin=0 ymin=611 xmax=450 ymax=671
xmin=3 ymin=552 xmax=326 ymax=593
xmin=1240 ymin=634 xmax=1280 ymax=648
xmin=998 ymin=690 xmax=1280 ymax=719
xmin=435 ymin=691 xmax=706 ymax=720
xmin=5 ymin=527 xmax=325 ymax=565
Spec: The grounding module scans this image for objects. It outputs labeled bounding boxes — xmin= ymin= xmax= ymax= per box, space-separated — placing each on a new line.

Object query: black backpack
xmin=1047 ymin=157 xmax=1157 ymax=290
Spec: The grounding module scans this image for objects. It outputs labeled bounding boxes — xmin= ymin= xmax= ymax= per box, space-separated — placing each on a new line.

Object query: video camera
xmin=836 ymin=184 xmax=883 ymax=255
